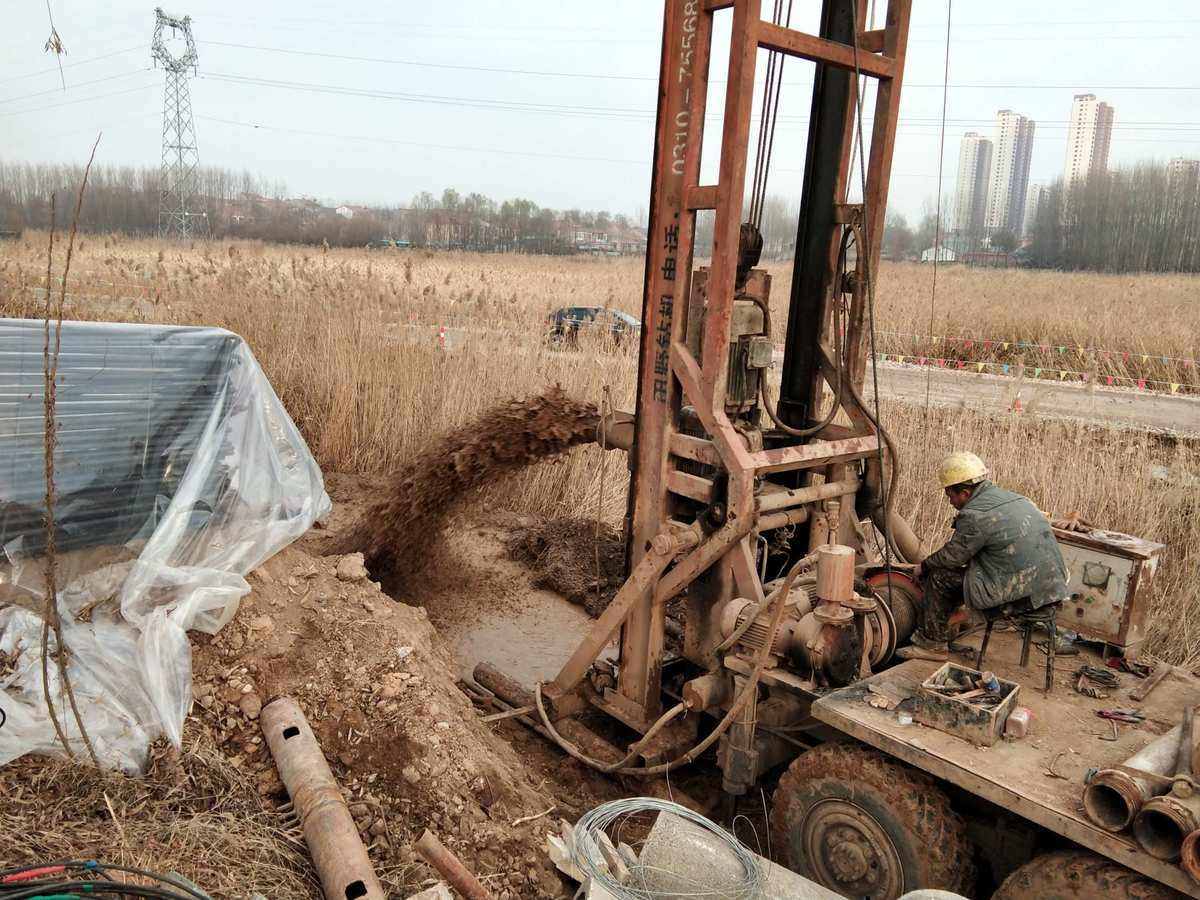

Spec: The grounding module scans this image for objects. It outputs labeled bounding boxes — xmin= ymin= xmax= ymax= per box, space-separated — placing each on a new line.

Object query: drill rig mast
xmin=536 ymin=0 xmax=917 ymax=794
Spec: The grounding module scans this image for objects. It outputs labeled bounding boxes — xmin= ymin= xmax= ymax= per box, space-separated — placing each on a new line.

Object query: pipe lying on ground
xmin=261 ymin=697 xmax=385 ymax=900
xmin=415 ymin=829 xmax=494 ymax=900
xmin=1132 ymin=707 xmax=1200 ymax=860
xmin=1083 ymin=724 xmax=1183 ymax=833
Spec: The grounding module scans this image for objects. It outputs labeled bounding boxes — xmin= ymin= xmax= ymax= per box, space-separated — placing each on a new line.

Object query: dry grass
xmin=1 ymin=233 xmax=1198 ymax=664
xmin=0 ymin=739 xmax=320 ymax=896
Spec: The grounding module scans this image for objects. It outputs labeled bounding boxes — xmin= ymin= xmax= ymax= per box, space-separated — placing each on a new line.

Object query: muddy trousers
xmin=918 ymin=566 xmax=966 ymax=643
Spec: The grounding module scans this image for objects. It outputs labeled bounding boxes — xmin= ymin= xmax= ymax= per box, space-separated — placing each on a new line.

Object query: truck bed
xmin=811 ymin=628 xmax=1200 ymax=896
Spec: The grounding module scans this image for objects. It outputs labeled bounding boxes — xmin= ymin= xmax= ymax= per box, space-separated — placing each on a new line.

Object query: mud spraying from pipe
xmin=343 ymin=387 xmax=599 ymax=582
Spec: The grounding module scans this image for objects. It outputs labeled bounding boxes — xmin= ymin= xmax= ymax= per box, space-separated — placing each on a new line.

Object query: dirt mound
xmin=184 ymin=543 xmax=568 ymax=898
xmin=340 ymin=388 xmax=599 ymax=583
xmin=506 ymin=517 xmax=625 ymax=616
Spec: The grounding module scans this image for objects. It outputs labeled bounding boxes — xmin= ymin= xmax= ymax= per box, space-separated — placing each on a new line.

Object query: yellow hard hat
xmin=938 ymin=452 xmax=988 ymax=488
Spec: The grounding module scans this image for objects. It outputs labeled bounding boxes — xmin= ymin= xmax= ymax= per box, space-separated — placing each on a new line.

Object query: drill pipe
xmin=261 ymin=697 xmax=384 ymax=900
xmin=1182 ymin=828 xmax=1200 ymax=883
xmin=1133 ymin=708 xmax=1200 ymax=860
xmin=415 ymin=830 xmax=494 ymax=900
xmin=1083 ymin=723 xmax=1183 ymax=833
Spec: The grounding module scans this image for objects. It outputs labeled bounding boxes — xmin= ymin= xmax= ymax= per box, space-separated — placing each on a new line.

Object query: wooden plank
xmin=756 ymin=20 xmax=896 ymax=80
xmin=1130 ymin=663 xmax=1172 ymax=702
xmin=810 ymin=630 xmax=1200 ymax=898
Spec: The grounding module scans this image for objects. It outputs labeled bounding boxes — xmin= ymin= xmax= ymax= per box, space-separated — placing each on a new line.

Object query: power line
xmin=0 ymin=68 xmax=150 ymax=105
xmin=0 ymin=45 xmax=145 ymax=85
xmin=197 ymin=114 xmax=648 ymax=164
xmin=196 ymin=39 xmax=1200 ymax=92
xmin=0 ymin=82 xmax=158 ymax=117
xmin=197 ymin=40 xmax=652 ymax=81
xmin=198 ymin=71 xmax=1200 ymax=143
xmin=197 ymin=113 xmax=956 ymax=179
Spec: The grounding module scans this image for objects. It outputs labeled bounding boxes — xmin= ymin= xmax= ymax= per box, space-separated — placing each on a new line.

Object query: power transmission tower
xmin=152 ymin=8 xmax=207 ymax=239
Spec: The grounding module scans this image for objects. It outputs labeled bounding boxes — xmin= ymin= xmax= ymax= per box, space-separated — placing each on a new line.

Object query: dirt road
xmin=395 ymin=324 xmax=1199 ymax=436
xmin=870 ymin=361 xmax=1199 ymax=436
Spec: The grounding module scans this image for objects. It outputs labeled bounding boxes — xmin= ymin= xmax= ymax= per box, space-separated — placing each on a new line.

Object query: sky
xmin=2 ymin=1 xmax=1198 ymax=223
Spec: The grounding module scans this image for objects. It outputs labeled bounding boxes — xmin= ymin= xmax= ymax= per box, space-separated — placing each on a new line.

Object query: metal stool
xmin=975 ymin=599 xmax=1061 ymax=694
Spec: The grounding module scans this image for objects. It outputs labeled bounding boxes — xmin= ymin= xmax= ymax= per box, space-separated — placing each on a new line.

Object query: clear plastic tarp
xmin=0 ymin=319 xmax=330 ymax=771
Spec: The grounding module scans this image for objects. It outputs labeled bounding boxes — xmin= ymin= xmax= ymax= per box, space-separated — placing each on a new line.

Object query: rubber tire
xmin=992 ymin=849 xmax=1183 ymax=899
xmin=771 ymin=743 xmax=972 ymax=898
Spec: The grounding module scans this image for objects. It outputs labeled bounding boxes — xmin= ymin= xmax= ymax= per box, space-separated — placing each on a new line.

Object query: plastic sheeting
xmin=0 ymin=319 xmax=331 ymax=771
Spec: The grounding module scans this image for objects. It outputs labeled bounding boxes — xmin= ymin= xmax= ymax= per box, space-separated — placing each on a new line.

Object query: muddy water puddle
xmin=448 ymin=587 xmax=616 ymax=690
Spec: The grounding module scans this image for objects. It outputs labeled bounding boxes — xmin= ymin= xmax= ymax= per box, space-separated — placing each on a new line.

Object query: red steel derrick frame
xmin=546 ymin=0 xmax=911 ymax=733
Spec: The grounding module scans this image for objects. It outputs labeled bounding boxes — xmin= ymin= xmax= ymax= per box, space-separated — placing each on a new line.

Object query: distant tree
xmin=914 ymin=212 xmax=943 ymax=254
xmin=990 ymin=228 xmax=1017 ymax=253
xmin=441 ymin=188 xmax=460 ymax=211
xmin=883 ymin=211 xmax=915 ymax=259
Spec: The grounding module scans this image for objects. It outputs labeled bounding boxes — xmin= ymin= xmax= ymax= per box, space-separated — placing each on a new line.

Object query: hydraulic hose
xmin=534 ymin=551 xmax=816 ymax=777
xmin=754 ymin=227 xmax=853 ymax=438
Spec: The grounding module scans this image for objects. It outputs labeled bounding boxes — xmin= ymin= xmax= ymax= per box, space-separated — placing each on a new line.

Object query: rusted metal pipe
xmin=886 ymin=510 xmax=925 ymax=564
xmin=756 ymin=506 xmax=811 ymax=531
xmin=261 ymin=697 xmax=384 ymax=900
xmin=1132 ymin=708 xmax=1200 ymax=860
xmin=415 ymin=829 xmax=494 ymax=900
xmin=755 ymin=476 xmax=860 ymax=514
xmin=1182 ymin=828 xmax=1200 ymax=883
xmin=1083 ymin=724 xmax=1183 ymax=832
xmin=473 ymin=662 xmax=626 ymax=765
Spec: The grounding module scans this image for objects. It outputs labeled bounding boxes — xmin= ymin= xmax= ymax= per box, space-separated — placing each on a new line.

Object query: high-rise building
xmin=1064 ymin=94 xmax=1114 ymax=187
xmin=1022 ymin=182 xmax=1051 ymax=236
xmin=952 ymin=132 xmax=993 ymax=238
xmin=984 ymin=110 xmax=1036 ymax=234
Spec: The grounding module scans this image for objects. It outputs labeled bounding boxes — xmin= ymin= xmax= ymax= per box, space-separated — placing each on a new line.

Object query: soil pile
xmin=1 ymin=541 xmax=572 ymax=898
xmin=343 ymin=387 xmax=599 ymax=582
xmin=185 ymin=544 xmax=567 ymax=897
xmin=506 ymin=517 xmax=625 ymax=616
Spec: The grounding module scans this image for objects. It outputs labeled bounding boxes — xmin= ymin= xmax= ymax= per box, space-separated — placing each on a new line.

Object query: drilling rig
xmin=521 ymin=0 xmax=921 ymax=791
xmin=476 ymin=1 xmax=1198 ymax=897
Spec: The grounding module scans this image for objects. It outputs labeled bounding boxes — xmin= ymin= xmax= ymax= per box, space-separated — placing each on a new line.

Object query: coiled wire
xmin=570 ymin=797 xmax=765 ymax=899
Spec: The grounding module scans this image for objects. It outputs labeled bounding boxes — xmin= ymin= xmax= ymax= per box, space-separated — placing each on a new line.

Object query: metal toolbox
xmin=1053 ymin=528 xmax=1165 ymax=651
xmin=914 ymin=662 xmax=1020 ymax=747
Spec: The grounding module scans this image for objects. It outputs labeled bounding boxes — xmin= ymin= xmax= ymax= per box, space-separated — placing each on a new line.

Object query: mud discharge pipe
xmin=1083 ymin=723 xmax=1183 ymax=833
xmin=261 ymin=697 xmax=385 ymax=900
xmin=1132 ymin=707 xmax=1200 ymax=860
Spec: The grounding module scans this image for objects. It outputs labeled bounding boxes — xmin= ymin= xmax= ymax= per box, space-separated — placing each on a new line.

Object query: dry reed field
xmin=2 ymin=233 xmax=1198 ymax=664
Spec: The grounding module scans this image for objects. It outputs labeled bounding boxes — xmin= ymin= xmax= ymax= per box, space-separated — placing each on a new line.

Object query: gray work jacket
xmin=924 ymin=481 xmax=1069 ymax=611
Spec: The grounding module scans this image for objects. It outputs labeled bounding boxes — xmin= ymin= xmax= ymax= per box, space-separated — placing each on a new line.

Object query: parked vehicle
xmin=545 ymin=307 xmax=641 ymax=349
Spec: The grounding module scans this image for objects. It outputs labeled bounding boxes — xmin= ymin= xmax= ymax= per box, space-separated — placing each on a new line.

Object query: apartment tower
xmin=952 ymin=132 xmax=993 ymax=238
xmin=984 ymin=110 xmax=1036 ymax=234
xmin=1064 ymin=94 xmax=1115 ymax=187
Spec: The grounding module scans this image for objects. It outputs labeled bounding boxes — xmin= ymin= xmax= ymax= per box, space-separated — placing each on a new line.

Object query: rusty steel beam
xmin=748 ymin=434 xmax=882 ymax=474
xmin=415 ymin=830 xmax=494 ymax=900
xmin=261 ymin=697 xmax=385 ymax=900
xmin=756 ymin=20 xmax=896 ymax=79
xmin=860 ymin=0 xmax=912 ymax=275
xmin=622 ymin=0 xmax=714 ymax=723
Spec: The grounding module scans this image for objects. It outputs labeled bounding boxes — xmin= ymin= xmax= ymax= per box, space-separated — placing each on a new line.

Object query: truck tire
xmin=771 ymin=743 xmax=971 ymax=899
xmin=992 ymin=849 xmax=1182 ymax=899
